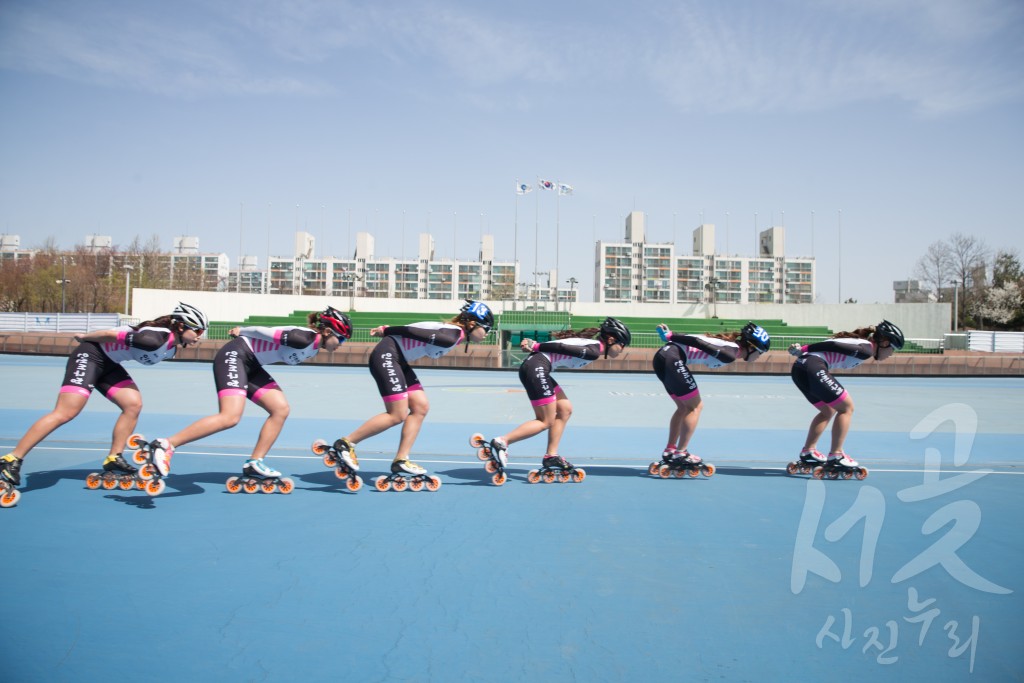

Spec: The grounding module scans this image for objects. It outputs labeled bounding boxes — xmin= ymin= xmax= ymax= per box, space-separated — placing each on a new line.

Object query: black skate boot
xmin=102 ymin=453 xmax=138 ymax=474
xmin=1 ymin=454 xmax=23 ymax=487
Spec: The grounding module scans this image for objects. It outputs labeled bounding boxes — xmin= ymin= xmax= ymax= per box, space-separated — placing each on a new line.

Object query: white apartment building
xmin=266 ymin=231 xmax=522 ymax=301
xmin=595 ymin=211 xmax=815 ymax=304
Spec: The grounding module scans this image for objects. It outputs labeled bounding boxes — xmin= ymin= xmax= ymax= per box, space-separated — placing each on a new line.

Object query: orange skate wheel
xmin=243 ymin=479 xmax=260 ymax=494
xmin=334 ymin=468 xmax=349 ymax=480
xmin=673 ymin=468 xmax=686 ymax=478
xmin=126 ymin=433 xmax=145 ymax=449
xmin=856 ymin=468 xmax=869 ymax=480
xmin=469 ymin=433 xmax=485 ymax=448
xmin=527 ymin=470 xmax=540 ymax=484
xmin=261 ymin=480 xmax=277 ymax=494
xmin=542 ymin=470 xmax=556 ymax=484
xmin=485 ymin=460 xmax=498 ymax=473
xmin=392 ymin=477 xmax=408 ymax=492
xmin=132 ymin=449 xmax=148 ymax=465
xmin=812 ymin=467 xmax=825 ymax=480
xmin=571 ymin=469 xmax=586 ymax=483
xmin=648 ymin=462 xmax=661 ymax=476
xmin=374 ymin=476 xmax=391 ymax=492
xmin=86 ymin=473 xmax=102 ymax=490
xmin=138 ymin=464 xmax=154 ymax=480
xmin=135 ymin=479 xmax=147 ymax=490
xmin=409 ymin=478 xmax=425 ymax=492
xmin=477 ymin=448 xmax=490 ymax=462
xmin=426 ymin=476 xmax=442 ymax=491
xmin=278 ymin=477 xmax=295 ymax=494
xmin=226 ymin=477 xmax=242 ymax=494
xmin=702 ymin=464 xmax=716 ymax=477
xmin=102 ymin=477 xmax=117 ymax=490
xmin=323 ymin=454 xmax=338 ymax=468
xmin=559 ymin=471 xmax=571 ymax=483
xmin=786 ymin=462 xmax=800 ymax=475
xmin=118 ymin=477 xmax=134 ymax=491
xmin=0 ymin=488 xmax=19 ymax=508
xmin=346 ymin=475 xmax=362 ymax=492
xmin=146 ymin=479 xmax=165 ymax=496
xmin=687 ymin=468 xmax=700 ymax=478
xmin=311 ymin=439 xmax=329 ymax=455
xmin=492 ymin=471 xmax=507 ymax=486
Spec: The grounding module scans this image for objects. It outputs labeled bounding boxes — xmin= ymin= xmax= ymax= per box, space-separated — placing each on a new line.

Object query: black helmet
xmin=599 ymin=317 xmax=631 ymax=347
xmin=459 ymin=300 xmax=494 ymax=333
xmin=318 ymin=306 xmax=352 ymax=340
xmin=740 ymin=322 xmax=771 ymax=353
xmin=875 ymin=320 xmax=905 ymax=350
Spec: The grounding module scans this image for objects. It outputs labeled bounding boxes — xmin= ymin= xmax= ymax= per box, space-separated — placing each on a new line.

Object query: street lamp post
xmin=566 ymin=277 xmax=578 ymax=313
xmin=123 ymin=264 xmax=134 ymax=316
xmin=57 ymin=256 xmax=70 ymax=314
xmin=951 ymin=280 xmax=959 ymax=332
xmin=705 ymin=276 xmax=720 ymax=319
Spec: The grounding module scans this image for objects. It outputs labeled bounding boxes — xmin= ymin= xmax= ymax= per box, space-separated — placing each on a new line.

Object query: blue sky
xmin=1 ymin=0 xmax=1022 ymax=304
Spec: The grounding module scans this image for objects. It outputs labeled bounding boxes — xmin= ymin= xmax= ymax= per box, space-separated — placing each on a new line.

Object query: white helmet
xmin=171 ymin=301 xmax=209 ymax=333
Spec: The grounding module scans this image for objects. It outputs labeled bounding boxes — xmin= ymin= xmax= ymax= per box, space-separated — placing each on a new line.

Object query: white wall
xmin=132 ymin=288 xmax=951 ymax=338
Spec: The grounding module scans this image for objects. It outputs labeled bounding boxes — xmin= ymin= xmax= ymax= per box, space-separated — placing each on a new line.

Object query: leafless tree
xmin=913 ymin=241 xmax=953 ymax=299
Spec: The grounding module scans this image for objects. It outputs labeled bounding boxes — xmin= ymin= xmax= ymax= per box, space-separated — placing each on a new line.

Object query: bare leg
xmin=544 ymin=392 xmax=573 ymax=455
xmin=503 ymin=402 xmax=558 ymax=445
xmin=828 ymin=396 xmax=855 ymax=454
xmin=250 ymin=389 xmax=290 ymax=460
xmin=168 ymin=395 xmax=247 ymax=448
xmin=9 ymin=391 xmax=90 ymax=460
xmin=803 ymin=404 xmax=836 ymax=452
xmin=346 ymin=399 xmax=408 ymax=444
xmin=395 ymin=390 xmax=429 ymax=461
xmin=105 ymin=386 xmax=143 ymax=457
xmin=673 ymin=396 xmax=703 ymax=452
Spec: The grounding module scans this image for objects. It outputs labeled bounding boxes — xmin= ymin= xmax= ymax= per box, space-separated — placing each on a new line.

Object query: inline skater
xmin=650 ymin=321 xmax=771 ymax=477
xmin=328 ymin=300 xmax=493 ymax=491
xmin=146 ymin=307 xmax=351 ymax=493
xmin=0 ymin=302 xmax=207 ymax=503
xmin=479 ymin=317 xmax=631 ymax=484
xmin=787 ymin=320 xmax=905 ymax=478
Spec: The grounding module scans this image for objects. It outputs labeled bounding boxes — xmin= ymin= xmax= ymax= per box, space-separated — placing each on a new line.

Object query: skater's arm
xmin=535 ymin=338 xmax=601 ymax=361
xmin=74 ymin=328 xmax=121 ymax=343
xmin=387 ymin=323 xmax=463 ymax=349
xmin=675 ymin=335 xmax=740 ymax=364
xmin=804 ymin=338 xmax=873 ymax=360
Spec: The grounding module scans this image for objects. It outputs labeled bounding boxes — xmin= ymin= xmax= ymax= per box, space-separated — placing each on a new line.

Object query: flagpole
xmin=514 ymin=179 xmax=519 ymax=307
xmin=534 ymin=178 xmax=540 ymax=298
xmin=555 ymin=180 xmax=561 ymax=311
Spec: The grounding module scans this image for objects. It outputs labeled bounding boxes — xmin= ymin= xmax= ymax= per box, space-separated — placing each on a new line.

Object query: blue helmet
xmin=740 ymin=322 xmax=771 ymax=353
xmin=459 ymin=300 xmax=494 ymax=333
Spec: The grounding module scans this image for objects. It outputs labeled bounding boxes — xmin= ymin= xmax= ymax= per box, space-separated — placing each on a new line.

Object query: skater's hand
xmin=656 ymin=324 xmax=670 ymax=342
xmin=228 ymin=326 xmax=241 ymax=338
xmin=788 ymin=343 xmax=803 ymax=356
xmin=370 ymin=325 xmax=388 ymax=337
xmin=520 ymin=338 xmax=535 ymax=351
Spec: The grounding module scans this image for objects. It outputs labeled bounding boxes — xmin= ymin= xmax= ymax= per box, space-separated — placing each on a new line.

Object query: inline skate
xmin=470 ymin=433 xmax=508 ymax=486
xmin=124 ymin=434 xmax=170 ymax=496
xmin=527 ymin=455 xmax=585 ymax=484
xmin=812 ymin=453 xmax=869 ymax=480
xmin=647 ymin=448 xmax=678 ymax=476
xmin=373 ymin=459 xmax=441 ymax=492
xmin=0 ymin=455 xmax=21 ymax=508
xmin=311 ymin=438 xmax=362 ymax=492
xmin=226 ymin=459 xmax=295 ymax=494
xmin=85 ymin=454 xmax=150 ymax=493
xmin=786 ymin=449 xmax=826 ymax=475
xmin=652 ymin=451 xmax=715 ymax=479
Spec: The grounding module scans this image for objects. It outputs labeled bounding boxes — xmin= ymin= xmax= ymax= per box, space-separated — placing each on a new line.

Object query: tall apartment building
xmin=595 ymin=212 xmax=815 ymax=304
xmin=266 ymin=231 xmax=521 ymax=301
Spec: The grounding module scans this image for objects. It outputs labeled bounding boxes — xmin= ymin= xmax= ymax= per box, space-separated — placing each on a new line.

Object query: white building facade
xmin=595 ymin=212 xmax=815 ymax=305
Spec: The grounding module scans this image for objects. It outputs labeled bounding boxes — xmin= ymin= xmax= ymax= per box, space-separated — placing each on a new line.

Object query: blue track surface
xmin=2 ymin=355 xmax=1022 ymax=682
